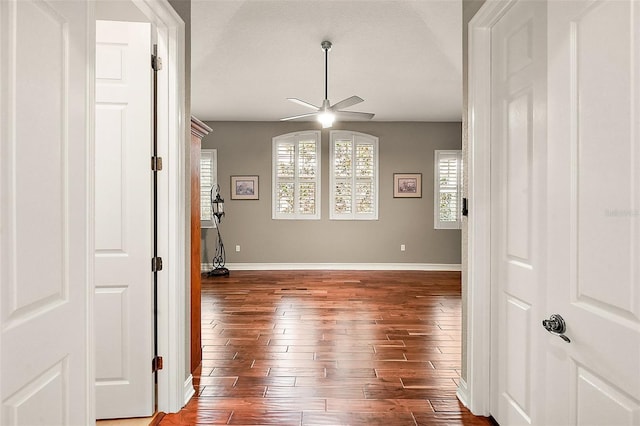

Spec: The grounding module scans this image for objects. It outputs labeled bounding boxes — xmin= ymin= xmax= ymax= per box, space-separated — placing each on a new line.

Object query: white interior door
xmin=0 ymin=0 xmax=91 ymax=423
xmin=545 ymin=1 xmax=640 ymax=424
xmin=95 ymin=20 xmax=154 ymax=419
xmin=490 ymin=1 xmax=547 ymax=424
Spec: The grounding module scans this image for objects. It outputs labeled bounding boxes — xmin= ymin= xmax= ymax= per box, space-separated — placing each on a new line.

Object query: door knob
xmin=542 ymin=314 xmax=571 ymax=343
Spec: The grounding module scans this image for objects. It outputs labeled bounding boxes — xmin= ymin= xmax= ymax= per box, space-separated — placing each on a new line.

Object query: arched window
xmin=272 ymin=131 xmax=321 ymax=220
xmin=330 ymin=131 xmax=379 ymax=220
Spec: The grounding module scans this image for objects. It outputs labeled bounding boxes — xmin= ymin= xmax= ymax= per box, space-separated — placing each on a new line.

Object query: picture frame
xmin=230 ymin=175 xmax=259 ymax=200
xmin=393 ymin=173 xmax=422 ymax=198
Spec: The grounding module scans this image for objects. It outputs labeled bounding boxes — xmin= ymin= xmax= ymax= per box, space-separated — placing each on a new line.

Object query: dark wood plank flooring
xmin=159 ymin=270 xmax=493 ymax=425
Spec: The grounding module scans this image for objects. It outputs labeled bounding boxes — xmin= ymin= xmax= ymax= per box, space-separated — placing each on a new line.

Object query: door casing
xmin=128 ymin=0 xmax=190 ymax=412
xmin=460 ymin=0 xmax=528 ymax=416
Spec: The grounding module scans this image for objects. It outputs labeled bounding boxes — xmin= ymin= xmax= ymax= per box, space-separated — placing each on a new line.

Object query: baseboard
xmin=149 ymin=412 xmax=166 ymax=426
xmin=201 ymin=262 xmax=462 ymax=272
xmin=183 ymin=374 xmax=195 ymax=406
xmin=456 ymin=377 xmax=470 ymax=409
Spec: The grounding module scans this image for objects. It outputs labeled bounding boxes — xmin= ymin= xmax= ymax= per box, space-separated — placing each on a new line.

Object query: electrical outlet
xmin=400 ymin=244 xmax=406 ymax=252
xmin=235 ymin=245 xmax=241 ymax=252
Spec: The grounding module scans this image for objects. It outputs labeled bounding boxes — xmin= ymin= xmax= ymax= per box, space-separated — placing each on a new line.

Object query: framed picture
xmin=230 ymin=175 xmax=259 ymax=200
xmin=393 ymin=173 xmax=422 ymax=198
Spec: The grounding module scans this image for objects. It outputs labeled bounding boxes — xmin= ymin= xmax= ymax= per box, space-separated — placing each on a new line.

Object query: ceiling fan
xmin=280 ymin=41 xmax=375 ymax=128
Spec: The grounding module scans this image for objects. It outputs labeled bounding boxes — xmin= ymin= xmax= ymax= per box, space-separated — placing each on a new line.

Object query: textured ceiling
xmin=191 ymin=0 xmax=462 ymax=122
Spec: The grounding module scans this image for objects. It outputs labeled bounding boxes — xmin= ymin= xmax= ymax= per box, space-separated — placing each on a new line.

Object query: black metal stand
xmin=207 ymin=215 xmax=229 ymax=277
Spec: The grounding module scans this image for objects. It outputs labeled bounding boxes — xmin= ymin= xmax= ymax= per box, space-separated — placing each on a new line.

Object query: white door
xmin=545 ymin=1 xmax=640 ymax=424
xmin=95 ymin=20 xmax=154 ymax=419
xmin=0 ymin=0 xmax=92 ymax=424
xmin=490 ymin=0 xmax=547 ymax=424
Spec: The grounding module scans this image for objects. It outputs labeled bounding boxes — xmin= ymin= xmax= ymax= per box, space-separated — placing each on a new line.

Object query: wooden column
xmin=190 ymin=116 xmax=212 ymax=374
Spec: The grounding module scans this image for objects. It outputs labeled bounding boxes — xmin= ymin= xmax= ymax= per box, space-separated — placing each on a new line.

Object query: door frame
xmin=89 ymin=0 xmax=189 ymax=415
xmin=459 ymin=0 xmax=520 ymax=417
xmin=145 ymin=1 xmax=191 ymax=412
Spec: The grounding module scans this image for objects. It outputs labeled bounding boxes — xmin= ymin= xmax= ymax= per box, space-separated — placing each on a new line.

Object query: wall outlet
xmin=235 ymin=245 xmax=241 ymax=252
xmin=400 ymin=244 xmax=406 ymax=252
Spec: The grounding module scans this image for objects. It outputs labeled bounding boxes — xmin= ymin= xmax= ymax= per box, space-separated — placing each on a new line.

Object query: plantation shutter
xmin=275 ymin=140 xmax=296 ymax=215
xmin=200 ymin=149 xmax=217 ymax=228
xmin=297 ymin=140 xmax=318 ymax=215
xmin=434 ymin=150 xmax=462 ymax=229
xmin=333 ymin=139 xmax=353 ymax=215
xmin=330 ymin=131 xmax=378 ymax=220
xmin=355 ymin=139 xmax=375 ymax=215
xmin=272 ymin=131 xmax=321 ymax=219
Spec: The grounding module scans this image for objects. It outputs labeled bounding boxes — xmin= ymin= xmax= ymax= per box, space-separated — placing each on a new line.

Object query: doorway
xmin=93 ymin=0 xmax=188 ymax=417
xmin=466 ymin=0 xmax=640 ymax=423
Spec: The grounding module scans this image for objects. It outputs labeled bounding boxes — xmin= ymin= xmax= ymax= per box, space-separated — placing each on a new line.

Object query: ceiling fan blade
xmin=330 ymin=95 xmax=364 ymax=111
xmin=335 ymin=111 xmax=375 ymax=120
xmin=287 ymin=98 xmax=320 ymax=110
xmin=280 ymin=112 xmax=319 ymax=121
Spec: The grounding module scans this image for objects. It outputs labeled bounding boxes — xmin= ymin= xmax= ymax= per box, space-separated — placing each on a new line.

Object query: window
xmin=330 ymin=131 xmax=378 ymax=220
xmin=434 ymin=150 xmax=462 ymax=229
xmin=272 ymin=131 xmax=321 ymax=220
xmin=200 ymin=149 xmax=217 ymax=228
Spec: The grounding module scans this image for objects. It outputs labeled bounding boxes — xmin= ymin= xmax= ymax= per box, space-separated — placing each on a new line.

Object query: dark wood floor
xmin=159 ymin=270 xmax=493 ymax=425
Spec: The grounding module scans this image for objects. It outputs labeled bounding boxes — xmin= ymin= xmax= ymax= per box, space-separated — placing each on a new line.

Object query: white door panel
xmin=546 ymin=1 xmax=640 ymax=424
xmin=95 ymin=20 xmax=153 ymax=419
xmin=491 ymin=1 xmax=546 ymax=424
xmin=1 ymin=0 xmax=90 ymax=423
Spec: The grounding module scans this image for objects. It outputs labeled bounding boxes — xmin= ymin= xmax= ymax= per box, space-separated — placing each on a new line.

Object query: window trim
xmin=434 ymin=149 xmax=462 ymax=229
xmin=272 ymin=131 xmax=322 ymax=220
xmin=329 ymin=130 xmax=379 ymax=221
xmin=200 ymin=149 xmax=217 ymax=228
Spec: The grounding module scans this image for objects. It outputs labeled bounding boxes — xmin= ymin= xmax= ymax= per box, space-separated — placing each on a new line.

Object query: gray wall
xmin=201 ymin=121 xmax=462 ymax=266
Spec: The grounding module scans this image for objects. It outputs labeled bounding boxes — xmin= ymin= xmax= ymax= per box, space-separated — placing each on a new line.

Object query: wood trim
xmin=149 ymin=412 xmax=166 ymax=426
xmin=190 ymin=116 xmax=212 ymax=139
xmin=190 ymin=116 xmax=211 ymax=375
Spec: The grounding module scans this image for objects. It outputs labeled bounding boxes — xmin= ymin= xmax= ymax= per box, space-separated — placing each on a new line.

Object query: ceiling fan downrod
xmin=280 ymin=40 xmax=373 ymax=127
xmin=321 ymin=40 xmax=332 ymax=102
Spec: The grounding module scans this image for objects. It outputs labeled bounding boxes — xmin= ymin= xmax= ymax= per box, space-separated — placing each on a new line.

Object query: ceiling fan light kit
xmin=280 ymin=40 xmax=374 ymax=128
xmin=317 ymin=102 xmax=335 ymax=128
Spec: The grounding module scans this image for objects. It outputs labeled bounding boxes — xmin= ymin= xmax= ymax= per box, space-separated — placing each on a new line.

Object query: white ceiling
xmin=191 ymin=0 xmax=462 ymax=122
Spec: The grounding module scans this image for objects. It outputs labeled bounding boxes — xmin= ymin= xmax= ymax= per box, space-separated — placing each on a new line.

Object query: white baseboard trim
xmin=201 ymin=262 xmax=462 ymax=272
xmin=183 ymin=374 xmax=195 ymax=407
xmin=456 ymin=377 xmax=470 ymax=409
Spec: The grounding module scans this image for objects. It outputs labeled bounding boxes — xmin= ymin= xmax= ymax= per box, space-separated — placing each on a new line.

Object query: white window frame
xmin=200 ymin=149 xmax=217 ymax=228
xmin=434 ymin=149 xmax=462 ymax=229
xmin=272 ymin=131 xmax=321 ymax=220
xmin=329 ymin=130 xmax=379 ymax=220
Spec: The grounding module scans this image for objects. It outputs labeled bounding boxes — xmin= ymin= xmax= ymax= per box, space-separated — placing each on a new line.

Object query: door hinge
xmin=152 ymin=356 xmax=163 ymax=372
xmin=151 ymin=54 xmax=163 ymax=71
xmin=151 ymin=156 xmax=163 ymax=171
xmin=152 ymin=256 xmax=163 ymax=272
